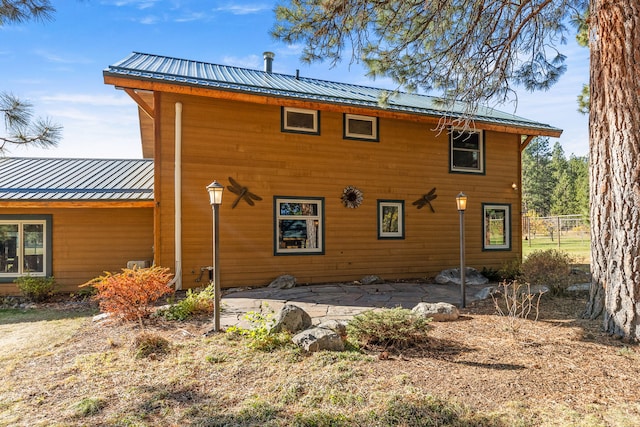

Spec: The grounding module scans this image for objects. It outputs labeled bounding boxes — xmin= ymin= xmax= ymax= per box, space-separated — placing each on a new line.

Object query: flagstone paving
xmin=220 ymin=281 xmax=491 ymax=328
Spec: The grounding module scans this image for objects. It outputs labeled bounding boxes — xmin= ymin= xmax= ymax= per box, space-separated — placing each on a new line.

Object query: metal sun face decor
xmin=341 ymin=185 xmax=364 ymax=208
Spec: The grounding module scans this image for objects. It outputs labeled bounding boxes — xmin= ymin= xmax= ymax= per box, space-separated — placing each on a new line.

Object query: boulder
xmin=412 ymin=302 xmax=460 ymax=322
xmin=529 ymin=284 xmax=550 ymax=294
xmin=435 ymin=267 xmax=488 ymax=286
xmin=292 ymin=327 xmax=345 ymax=352
xmin=270 ymin=304 xmax=312 ymax=334
xmin=475 ymin=286 xmax=499 ymax=300
xmin=317 ymin=319 xmax=348 ymax=338
xmin=268 ymin=274 xmax=297 ymax=289
xmin=567 ymin=282 xmax=591 ymax=293
xmin=92 ymin=312 xmax=111 ymax=323
xmin=359 ymin=275 xmax=385 ymax=285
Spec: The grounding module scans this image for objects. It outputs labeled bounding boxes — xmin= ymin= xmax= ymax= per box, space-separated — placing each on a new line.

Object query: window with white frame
xmin=281 ymin=107 xmax=320 ymax=134
xmin=0 ymin=216 xmax=51 ymax=278
xmin=483 ymin=204 xmax=511 ymax=250
xmin=450 ymin=128 xmax=484 ymax=173
xmin=344 ymin=114 xmax=378 ymax=141
xmin=275 ymin=197 xmax=324 ymax=254
xmin=378 ymin=200 xmax=404 ymax=239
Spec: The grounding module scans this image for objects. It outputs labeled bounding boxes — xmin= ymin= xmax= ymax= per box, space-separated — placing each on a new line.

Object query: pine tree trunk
xmin=584 ymin=0 xmax=640 ymax=341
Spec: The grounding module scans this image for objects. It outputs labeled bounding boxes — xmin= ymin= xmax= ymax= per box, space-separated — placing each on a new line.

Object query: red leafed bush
xmin=83 ymin=266 xmax=174 ymax=322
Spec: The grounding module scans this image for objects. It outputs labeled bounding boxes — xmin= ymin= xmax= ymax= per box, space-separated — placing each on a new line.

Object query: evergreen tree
xmin=522 ymin=137 xmax=555 ymax=217
xmin=1 ymin=1 xmax=61 ymax=153
xmin=569 ymin=155 xmax=589 ymax=218
xmin=550 ymin=142 xmax=573 ymax=215
xmin=0 ymin=0 xmax=54 ymax=25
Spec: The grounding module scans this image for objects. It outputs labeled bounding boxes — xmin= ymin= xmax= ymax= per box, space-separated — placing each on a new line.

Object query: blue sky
xmin=1 ymin=0 xmax=589 ymax=159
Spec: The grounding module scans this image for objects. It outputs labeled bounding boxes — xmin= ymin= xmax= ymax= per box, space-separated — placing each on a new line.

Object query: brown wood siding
xmin=0 ymin=207 xmax=153 ymax=295
xmin=156 ymin=94 xmax=522 ymax=289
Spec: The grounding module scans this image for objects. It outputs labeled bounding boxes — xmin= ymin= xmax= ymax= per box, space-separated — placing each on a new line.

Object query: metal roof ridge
xmin=111 ymin=52 xmax=437 ymax=102
xmin=107 ymin=52 xmax=561 ymax=133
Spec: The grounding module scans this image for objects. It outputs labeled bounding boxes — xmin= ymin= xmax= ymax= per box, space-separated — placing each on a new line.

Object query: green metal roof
xmin=0 ymin=158 xmax=153 ymax=201
xmin=105 ymin=52 xmax=561 ymax=135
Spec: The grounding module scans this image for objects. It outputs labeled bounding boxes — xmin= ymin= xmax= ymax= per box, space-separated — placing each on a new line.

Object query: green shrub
xmin=499 ymin=258 xmax=522 ymax=281
xmin=520 ymin=249 xmax=573 ymax=295
xmin=225 ymin=310 xmax=292 ymax=351
xmin=480 ymin=267 xmax=502 ymax=282
xmin=482 ymin=258 xmax=521 ymax=282
xmin=158 ymin=283 xmax=215 ymax=321
xmin=14 ymin=275 xmax=57 ymax=302
xmin=346 ymin=307 xmax=431 ymax=350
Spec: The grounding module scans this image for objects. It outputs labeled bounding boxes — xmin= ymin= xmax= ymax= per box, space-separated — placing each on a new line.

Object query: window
xmin=0 ymin=216 xmax=52 ymax=279
xmin=274 ymin=197 xmax=324 ymax=255
xmin=281 ymin=107 xmax=320 ymax=134
xmin=378 ymin=200 xmax=404 ymax=239
xmin=344 ymin=114 xmax=378 ymax=141
xmin=450 ymin=128 xmax=484 ymax=173
xmin=483 ymin=204 xmax=511 ymax=250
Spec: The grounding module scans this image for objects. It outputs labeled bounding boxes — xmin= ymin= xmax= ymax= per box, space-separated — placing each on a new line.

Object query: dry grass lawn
xmin=1 ymin=292 xmax=639 ymax=426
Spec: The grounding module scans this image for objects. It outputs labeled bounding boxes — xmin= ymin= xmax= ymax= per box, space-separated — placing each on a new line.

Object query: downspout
xmin=174 ymin=102 xmax=183 ymax=290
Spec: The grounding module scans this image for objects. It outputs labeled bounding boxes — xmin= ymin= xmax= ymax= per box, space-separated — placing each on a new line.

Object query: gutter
xmin=174 ymin=102 xmax=183 ymax=290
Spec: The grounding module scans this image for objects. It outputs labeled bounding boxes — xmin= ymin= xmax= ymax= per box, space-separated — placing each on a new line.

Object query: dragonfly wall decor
xmin=412 ymin=187 xmax=438 ymax=213
xmin=227 ymin=177 xmax=263 ymax=208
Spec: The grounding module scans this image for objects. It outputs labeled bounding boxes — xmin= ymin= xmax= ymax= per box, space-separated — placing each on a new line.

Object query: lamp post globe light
xmin=456 ymin=192 xmax=467 ymax=308
xmin=206 ymin=180 xmax=224 ymax=332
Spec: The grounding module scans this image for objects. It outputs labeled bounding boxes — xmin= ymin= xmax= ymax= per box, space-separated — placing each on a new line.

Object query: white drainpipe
xmin=174 ymin=102 xmax=183 ymax=290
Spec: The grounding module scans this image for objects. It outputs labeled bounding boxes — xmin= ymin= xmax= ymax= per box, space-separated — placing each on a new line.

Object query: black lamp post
xmin=206 ymin=180 xmax=224 ymax=332
xmin=456 ymin=192 xmax=467 ymax=308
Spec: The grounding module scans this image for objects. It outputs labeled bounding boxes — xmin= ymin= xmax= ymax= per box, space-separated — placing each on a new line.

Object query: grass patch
xmin=0 ymin=307 xmax=93 ymax=324
xmin=523 ymin=236 xmax=590 ymax=263
xmin=132 ymin=332 xmax=171 ymax=359
xmin=372 ymin=393 xmax=503 ymax=427
xmin=73 ymin=397 xmax=106 ymax=417
xmin=4 ymin=294 xmax=640 ymax=427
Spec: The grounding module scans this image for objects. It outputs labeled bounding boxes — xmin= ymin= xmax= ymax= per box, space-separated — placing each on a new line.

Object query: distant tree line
xmin=522 ymin=137 xmax=589 ymax=218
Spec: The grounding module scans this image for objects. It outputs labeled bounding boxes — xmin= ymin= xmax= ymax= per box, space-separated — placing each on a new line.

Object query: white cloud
xmin=6 ymin=104 xmax=142 ymax=159
xmin=40 ymin=93 xmax=132 ymax=107
xmin=33 ymin=50 xmax=93 ymax=65
xmin=213 ymin=3 xmax=271 ymax=15
xmin=102 ymin=0 xmax=160 ymax=9
xmin=174 ymin=12 xmax=206 ymax=22
xmin=138 ymin=15 xmax=160 ymax=24
xmin=222 ymin=54 xmax=261 ymax=69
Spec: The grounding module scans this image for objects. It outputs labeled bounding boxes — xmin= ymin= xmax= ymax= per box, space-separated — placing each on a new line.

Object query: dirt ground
xmin=1 ymin=291 xmax=640 ymax=426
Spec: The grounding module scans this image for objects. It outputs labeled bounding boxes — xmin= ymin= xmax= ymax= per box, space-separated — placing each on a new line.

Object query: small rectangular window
xmin=377 ymin=200 xmax=404 ymax=239
xmin=483 ymin=204 xmax=511 ymax=250
xmin=344 ymin=114 xmax=378 ymax=141
xmin=450 ymin=129 xmax=484 ymax=173
xmin=275 ymin=197 xmax=324 ymax=255
xmin=282 ymin=107 xmax=320 ymax=134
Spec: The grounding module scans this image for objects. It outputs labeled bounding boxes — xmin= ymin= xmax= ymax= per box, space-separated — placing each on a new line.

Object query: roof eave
xmin=104 ymin=71 xmax=562 ymax=137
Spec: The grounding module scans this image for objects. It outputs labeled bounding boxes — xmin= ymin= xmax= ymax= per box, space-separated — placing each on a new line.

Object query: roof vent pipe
xmin=263 ymin=51 xmax=275 ymax=73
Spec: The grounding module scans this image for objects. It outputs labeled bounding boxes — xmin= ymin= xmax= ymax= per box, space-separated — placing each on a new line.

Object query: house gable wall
xmin=155 ymin=93 xmax=521 ymax=288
